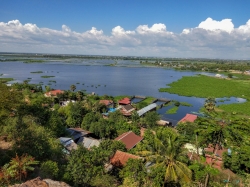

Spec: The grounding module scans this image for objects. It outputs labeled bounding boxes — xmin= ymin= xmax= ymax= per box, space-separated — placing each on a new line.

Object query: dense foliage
xmin=0 ymin=82 xmax=250 ymax=187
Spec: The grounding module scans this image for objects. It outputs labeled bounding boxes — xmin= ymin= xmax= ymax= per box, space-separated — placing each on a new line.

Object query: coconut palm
xmin=137 ymin=129 xmax=192 ymax=185
xmin=204 ymin=97 xmax=216 ymax=112
xmin=70 ymin=84 xmax=76 ymax=92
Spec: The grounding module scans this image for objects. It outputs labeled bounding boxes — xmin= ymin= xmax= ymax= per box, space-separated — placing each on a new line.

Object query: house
xmin=178 ymin=114 xmax=198 ymax=123
xmin=99 ymin=100 xmax=114 ymax=108
xmin=120 ymin=104 xmax=135 ymax=116
xmin=137 ymin=103 xmax=157 ymax=117
xmin=110 ymin=150 xmax=142 ymax=167
xmin=118 ymin=97 xmax=131 ymax=105
xmin=80 ymin=137 xmax=101 ymax=149
xmin=204 ymin=144 xmax=228 ymax=170
xmin=44 ymin=89 xmax=64 ymax=97
xmin=66 ymin=128 xmax=92 ymax=143
xmin=59 ymin=137 xmax=77 ymax=153
xmin=115 ymin=131 xmax=143 ymax=150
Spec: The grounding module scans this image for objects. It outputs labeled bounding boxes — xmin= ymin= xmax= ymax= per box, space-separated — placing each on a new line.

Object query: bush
xmin=40 ymin=160 xmax=59 ymax=179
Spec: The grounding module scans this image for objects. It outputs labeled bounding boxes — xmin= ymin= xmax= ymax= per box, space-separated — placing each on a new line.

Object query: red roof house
xmin=179 ymin=114 xmax=198 ymax=123
xmin=99 ymin=100 xmax=114 ymax=108
xmin=44 ymin=89 xmax=64 ymax=97
xmin=110 ymin=150 xmax=142 ymax=167
xmin=115 ymin=131 xmax=143 ymax=150
xmin=118 ymin=97 xmax=131 ymax=105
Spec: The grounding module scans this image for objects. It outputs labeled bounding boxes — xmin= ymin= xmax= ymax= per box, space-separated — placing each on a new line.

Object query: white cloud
xmin=136 ymin=23 xmax=168 ymax=34
xmin=0 ymin=18 xmax=250 ymax=59
xmin=198 ymin=17 xmax=234 ymax=33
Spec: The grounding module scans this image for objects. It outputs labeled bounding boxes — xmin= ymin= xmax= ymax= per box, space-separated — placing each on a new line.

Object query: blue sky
xmin=1 ymin=0 xmax=250 ymax=59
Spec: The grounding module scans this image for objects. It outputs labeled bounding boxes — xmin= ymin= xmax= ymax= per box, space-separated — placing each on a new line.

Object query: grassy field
xmin=159 ymin=75 xmax=250 ymax=115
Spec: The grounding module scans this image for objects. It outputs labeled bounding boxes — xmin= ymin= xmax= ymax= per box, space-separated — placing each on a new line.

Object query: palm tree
xmin=70 ymin=84 xmax=76 ymax=92
xmin=137 ymin=129 xmax=192 ymax=185
xmin=204 ymin=97 xmax=216 ymax=112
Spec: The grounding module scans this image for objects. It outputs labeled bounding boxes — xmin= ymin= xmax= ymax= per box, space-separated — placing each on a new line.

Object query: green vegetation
xmin=41 ymin=75 xmax=55 ymax=78
xmin=166 ymin=106 xmax=179 ymax=114
xmin=1 ymin=82 xmax=250 ymax=186
xmin=23 ymin=59 xmax=45 ymax=63
xmin=30 ymin=71 xmax=43 ymax=73
xmin=180 ymin=101 xmax=193 ymax=107
xmin=0 ymin=77 xmax=14 ymax=83
xmin=159 ymin=75 xmax=250 ymax=115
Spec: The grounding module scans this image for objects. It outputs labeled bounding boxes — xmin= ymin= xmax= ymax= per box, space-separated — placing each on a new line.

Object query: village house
xmin=115 ymin=131 xmax=143 ymax=150
xmin=178 ymin=113 xmax=198 ymax=123
xmin=118 ymin=97 xmax=131 ymax=106
xmin=99 ymin=99 xmax=114 ymax=109
xmin=44 ymin=89 xmax=64 ymax=97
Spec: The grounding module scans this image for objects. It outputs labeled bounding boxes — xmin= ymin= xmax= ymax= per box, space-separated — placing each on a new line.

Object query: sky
xmin=0 ymin=0 xmax=250 ymax=59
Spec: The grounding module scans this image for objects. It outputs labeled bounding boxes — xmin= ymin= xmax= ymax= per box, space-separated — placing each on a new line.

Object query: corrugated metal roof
xmin=82 ymin=137 xmax=100 ymax=149
xmin=137 ymin=103 xmax=157 ymax=117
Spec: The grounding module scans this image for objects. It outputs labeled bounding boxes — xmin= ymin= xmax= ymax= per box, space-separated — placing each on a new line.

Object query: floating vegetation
xmin=76 ymin=82 xmax=80 ymax=84
xmin=30 ymin=71 xmax=43 ymax=73
xmin=82 ymin=83 xmax=85 ymax=85
xmin=166 ymin=106 xmax=179 ymax=114
xmin=49 ymin=80 xmax=56 ymax=83
xmin=27 ymin=78 xmax=32 ymax=79
xmin=47 ymin=83 xmax=52 ymax=85
xmin=39 ymin=81 xmax=43 ymax=84
xmin=0 ymin=73 xmax=3 ymax=76
xmin=41 ymin=75 xmax=55 ymax=78
xmin=180 ymin=102 xmax=193 ymax=107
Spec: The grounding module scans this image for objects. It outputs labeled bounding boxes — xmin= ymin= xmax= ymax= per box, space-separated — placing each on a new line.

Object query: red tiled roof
xmin=45 ymin=89 xmax=64 ymax=97
xmin=110 ymin=150 xmax=142 ymax=167
xmin=179 ymin=114 xmax=197 ymax=123
xmin=99 ymin=100 xmax=113 ymax=106
xmin=115 ymin=131 xmax=143 ymax=150
xmin=118 ymin=97 xmax=131 ymax=105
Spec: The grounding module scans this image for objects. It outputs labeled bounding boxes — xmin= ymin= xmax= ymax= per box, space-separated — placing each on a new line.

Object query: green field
xmin=159 ymin=75 xmax=250 ymax=115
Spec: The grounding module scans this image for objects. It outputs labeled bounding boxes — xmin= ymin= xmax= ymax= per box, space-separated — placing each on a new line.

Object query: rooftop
xmin=115 ymin=131 xmax=143 ymax=150
xmin=110 ymin=150 xmax=142 ymax=167
xmin=137 ymin=103 xmax=157 ymax=117
xmin=179 ymin=114 xmax=198 ymax=123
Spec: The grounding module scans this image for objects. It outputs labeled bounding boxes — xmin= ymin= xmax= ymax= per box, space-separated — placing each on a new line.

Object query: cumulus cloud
xmin=198 ymin=17 xmax=234 ymax=33
xmin=0 ymin=18 xmax=250 ymax=59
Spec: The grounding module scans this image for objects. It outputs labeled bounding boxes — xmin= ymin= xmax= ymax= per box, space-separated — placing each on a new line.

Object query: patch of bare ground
xmin=0 ymin=136 xmax=12 ymax=150
xmin=10 ymin=177 xmax=71 ymax=187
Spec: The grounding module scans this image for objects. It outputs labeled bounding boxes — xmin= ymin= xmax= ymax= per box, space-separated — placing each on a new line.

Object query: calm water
xmin=0 ymin=61 xmax=245 ymax=122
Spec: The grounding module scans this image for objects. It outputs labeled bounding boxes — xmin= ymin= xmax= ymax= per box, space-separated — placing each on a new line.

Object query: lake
xmin=0 ymin=61 xmax=246 ymax=122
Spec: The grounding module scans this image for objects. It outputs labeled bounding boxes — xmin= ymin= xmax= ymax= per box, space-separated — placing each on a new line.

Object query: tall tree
xmin=70 ymin=84 xmax=76 ymax=92
xmin=137 ymin=128 xmax=192 ymax=185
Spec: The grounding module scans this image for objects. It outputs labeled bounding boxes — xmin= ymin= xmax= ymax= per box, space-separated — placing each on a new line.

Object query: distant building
xmin=44 ymin=89 xmax=64 ymax=97
xmin=99 ymin=100 xmax=114 ymax=108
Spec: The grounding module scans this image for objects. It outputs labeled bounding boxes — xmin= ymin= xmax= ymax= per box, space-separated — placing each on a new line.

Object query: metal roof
xmin=137 ymin=103 xmax=157 ymax=117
